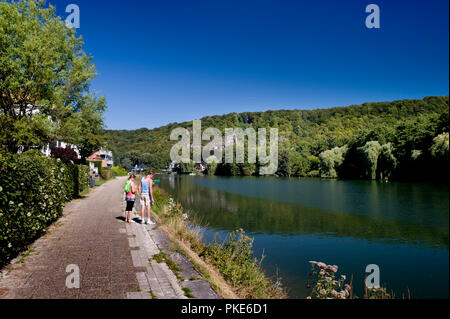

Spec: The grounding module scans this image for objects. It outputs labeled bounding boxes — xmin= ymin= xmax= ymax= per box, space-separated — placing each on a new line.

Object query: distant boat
xmin=189 ymin=172 xmax=196 ymax=176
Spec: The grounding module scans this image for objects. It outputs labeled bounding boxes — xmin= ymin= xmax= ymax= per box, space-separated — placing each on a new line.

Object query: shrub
xmin=0 ymin=151 xmax=90 ymax=268
xmin=307 ymin=261 xmax=351 ymax=299
xmin=112 ymin=166 xmax=128 ymax=176
xmin=307 ymin=261 xmax=393 ymax=299
xmin=50 ymin=146 xmax=79 ymax=164
xmin=100 ymin=167 xmax=113 ymax=180
xmin=68 ymin=164 xmax=90 ymax=197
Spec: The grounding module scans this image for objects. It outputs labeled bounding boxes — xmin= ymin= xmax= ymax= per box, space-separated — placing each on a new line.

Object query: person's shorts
xmin=140 ymin=194 xmax=152 ymax=207
xmin=126 ymin=200 xmax=135 ymax=211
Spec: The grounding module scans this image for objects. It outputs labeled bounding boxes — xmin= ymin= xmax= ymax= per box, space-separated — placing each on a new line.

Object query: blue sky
xmin=50 ymin=0 xmax=449 ymax=130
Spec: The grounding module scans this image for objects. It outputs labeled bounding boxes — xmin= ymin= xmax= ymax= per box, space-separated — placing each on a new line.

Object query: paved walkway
xmin=0 ymin=177 xmax=218 ymax=299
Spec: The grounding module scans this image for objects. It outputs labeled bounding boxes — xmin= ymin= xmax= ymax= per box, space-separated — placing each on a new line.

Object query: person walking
xmin=124 ymin=174 xmax=136 ymax=223
xmin=139 ymin=171 xmax=155 ymax=224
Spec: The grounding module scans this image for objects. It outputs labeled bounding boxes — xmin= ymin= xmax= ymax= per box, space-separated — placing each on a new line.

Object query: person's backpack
xmin=124 ymin=180 xmax=131 ymax=193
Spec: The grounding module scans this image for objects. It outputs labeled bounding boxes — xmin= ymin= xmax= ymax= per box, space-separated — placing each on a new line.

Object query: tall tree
xmin=0 ymin=0 xmax=106 ymax=155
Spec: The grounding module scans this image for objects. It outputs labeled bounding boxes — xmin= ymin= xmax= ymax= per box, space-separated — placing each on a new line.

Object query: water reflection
xmin=160 ymin=175 xmax=449 ymax=298
xmin=161 ymin=175 xmax=449 ymax=249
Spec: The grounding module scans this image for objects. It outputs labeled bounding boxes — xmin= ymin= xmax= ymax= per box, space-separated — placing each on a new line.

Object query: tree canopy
xmin=0 ymin=0 xmax=106 ymax=158
xmin=106 ymin=96 xmax=448 ymax=181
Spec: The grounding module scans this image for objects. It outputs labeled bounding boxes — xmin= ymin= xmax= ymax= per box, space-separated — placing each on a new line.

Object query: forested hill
xmin=105 ymin=96 xmax=449 ymax=181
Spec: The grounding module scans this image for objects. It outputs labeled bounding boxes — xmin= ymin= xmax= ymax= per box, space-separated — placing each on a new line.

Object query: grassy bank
xmin=150 ymin=185 xmax=287 ymax=299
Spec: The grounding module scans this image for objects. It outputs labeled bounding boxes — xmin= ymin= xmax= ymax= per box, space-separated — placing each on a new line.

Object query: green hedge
xmin=112 ymin=166 xmax=128 ymax=176
xmin=101 ymin=167 xmax=113 ymax=180
xmin=0 ymin=151 xmax=90 ymax=268
xmin=67 ymin=164 xmax=90 ymax=197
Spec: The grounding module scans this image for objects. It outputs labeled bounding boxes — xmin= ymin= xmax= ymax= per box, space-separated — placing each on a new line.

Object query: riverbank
xmin=149 ymin=185 xmax=287 ymax=299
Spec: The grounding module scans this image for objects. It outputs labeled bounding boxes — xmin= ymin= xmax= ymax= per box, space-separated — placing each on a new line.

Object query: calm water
xmin=159 ymin=175 xmax=449 ymax=299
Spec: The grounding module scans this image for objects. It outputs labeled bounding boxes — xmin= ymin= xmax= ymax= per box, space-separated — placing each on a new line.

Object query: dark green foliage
xmin=66 ymin=163 xmax=90 ymax=198
xmin=377 ymin=143 xmax=397 ymax=180
xmin=180 ymin=161 xmax=195 ymax=174
xmin=0 ymin=151 xmax=90 ymax=268
xmin=436 ymin=108 xmax=449 ymax=134
xmin=106 ymin=96 xmax=449 ymax=181
xmin=215 ymin=163 xmax=241 ymax=176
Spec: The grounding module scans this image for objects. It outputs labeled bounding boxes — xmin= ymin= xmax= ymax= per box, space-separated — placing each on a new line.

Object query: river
xmin=159 ymin=175 xmax=449 ymax=299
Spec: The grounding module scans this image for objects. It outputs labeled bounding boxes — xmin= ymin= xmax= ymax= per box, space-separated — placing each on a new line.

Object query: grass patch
xmin=17 ymin=247 xmax=34 ymax=264
xmin=152 ymin=251 xmax=183 ymax=281
xmin=94 ymin=179 xmax=107 ymax=187
xmin=149 ymin=290 xmax=157 ymax=299
xmin=182 ymin=287 xmax=196 ymax=298
xmin=54 ymin=221 xmax=63 ymax=227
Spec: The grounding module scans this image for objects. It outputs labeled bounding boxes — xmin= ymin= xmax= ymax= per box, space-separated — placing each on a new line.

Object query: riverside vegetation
xmin=150 ymin=185 xmax=286 ymax=299
xmin=107 ymin=96 xmax=449 ymax=182
xmin=307 ymin=261 xmax=395 ymax=299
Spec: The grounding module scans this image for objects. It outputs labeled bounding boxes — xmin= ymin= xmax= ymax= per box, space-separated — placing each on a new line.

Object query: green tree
xmin=180 ymin=161 xmax=195 ymax=174
xmin=76 ymin=94 xmax=106 ymax=161
xmin=125 ymin=150 xmax=143 ymax=166
xmin=104 ymin=95 xmax=448 ymax=179
xmin=319 ymin=145 xmax=348 ymax=178
xmin=277 ymin=148 xmax=293 ymax=177
xmin=121 ymin=158 xmax=132 ymax=170
xmin=360 ymin=141 xmax=382 ymax=180
xmin=0 ymin=0 xmax=105 ymax=154
xmin=205 ymin=156 xmax=219 ymax=176
xmin=430 ymin=132 xmax=449 ymax=161
xmin=436 ymin=108 xmax=449 ymax=134
xmin=377 ymin=143 xmax=397 ymax=180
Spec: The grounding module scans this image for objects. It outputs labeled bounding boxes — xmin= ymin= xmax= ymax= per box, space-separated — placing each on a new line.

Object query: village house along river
xmin=159 ymin=175 xmax=449 ymax=299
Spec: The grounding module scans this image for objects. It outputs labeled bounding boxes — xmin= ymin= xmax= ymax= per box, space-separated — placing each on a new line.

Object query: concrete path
xmin=0 ymin=177 xmax=218 ymax=299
